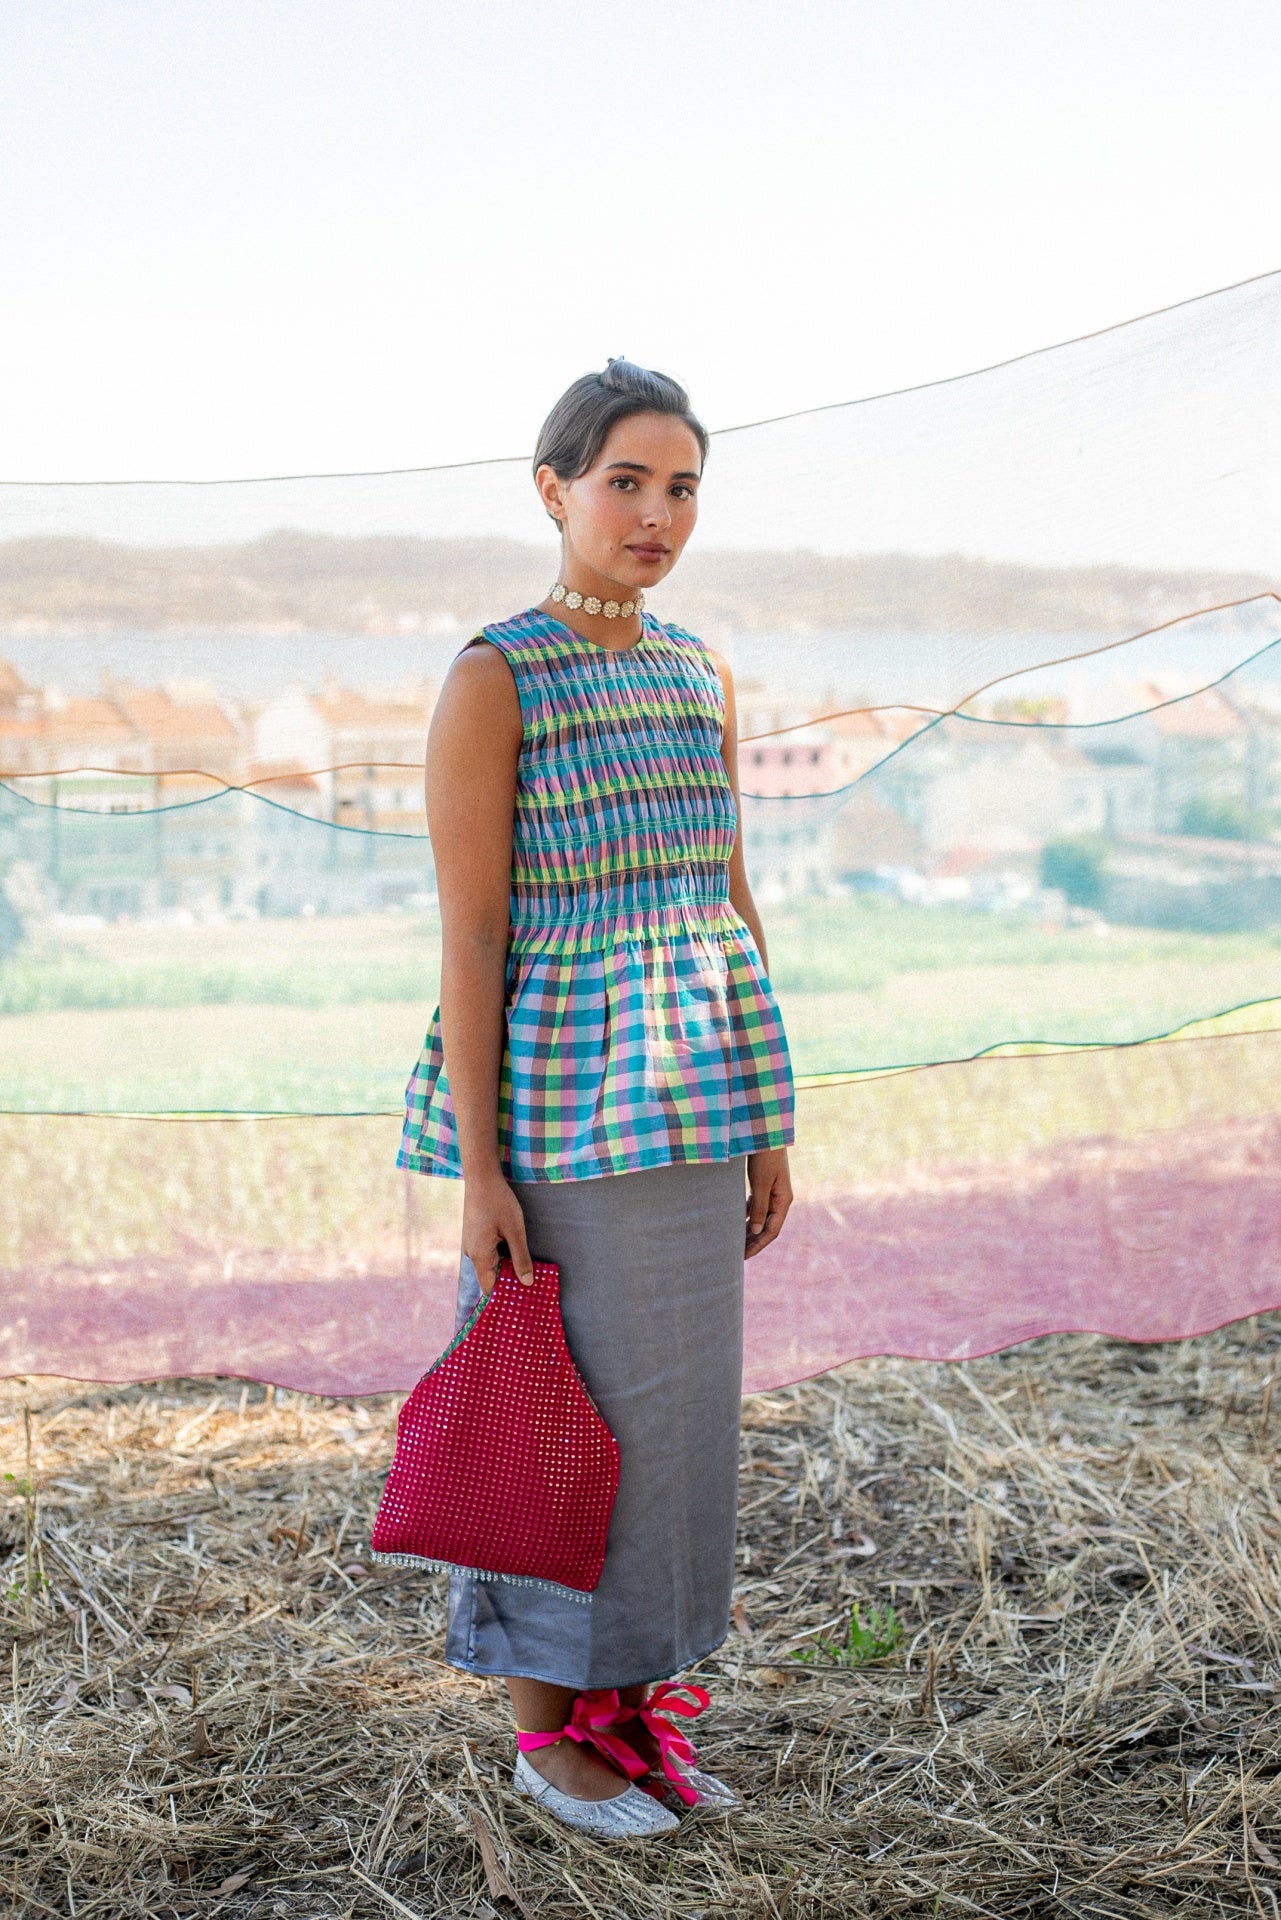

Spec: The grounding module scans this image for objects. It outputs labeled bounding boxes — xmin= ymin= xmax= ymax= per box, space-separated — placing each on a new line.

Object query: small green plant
xmin=789 ymin=1601 xmax=903 ymax=1668
xmin=3 ymin=1476 xmax=47 ymax=1611
xmin=3 ymin=1408 xmax=46 ymax=1618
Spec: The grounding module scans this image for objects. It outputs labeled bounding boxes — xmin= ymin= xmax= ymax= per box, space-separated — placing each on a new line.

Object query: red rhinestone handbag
xmin=369 ymin=1255 xmax=620 ymax=1598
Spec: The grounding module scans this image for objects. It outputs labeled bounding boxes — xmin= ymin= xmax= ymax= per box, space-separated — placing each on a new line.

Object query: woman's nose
xmin=641 ymin=493 xmax=672 ymax=529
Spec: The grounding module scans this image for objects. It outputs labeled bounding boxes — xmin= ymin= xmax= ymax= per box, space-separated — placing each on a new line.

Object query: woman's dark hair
xmin=533 ymin=358 xmax=709 ymax=495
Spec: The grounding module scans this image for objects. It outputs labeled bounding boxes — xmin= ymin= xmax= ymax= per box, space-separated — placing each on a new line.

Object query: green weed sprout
xmin=789 ymin=1602 xmax=903 ymax=1669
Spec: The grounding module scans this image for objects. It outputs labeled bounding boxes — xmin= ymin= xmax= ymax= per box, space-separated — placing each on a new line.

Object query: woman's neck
xmin=537 ymin=562 xmax=645 ymax=650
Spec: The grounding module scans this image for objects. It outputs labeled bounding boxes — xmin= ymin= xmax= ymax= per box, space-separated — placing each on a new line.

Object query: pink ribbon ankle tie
xmin=635 ymin=1683 xmax=710 ymax=1805
xmin=515 ymin=1687 xmax=650 ymax=1785
xmin=516 ymin=1683 xmax=712 ymax=1806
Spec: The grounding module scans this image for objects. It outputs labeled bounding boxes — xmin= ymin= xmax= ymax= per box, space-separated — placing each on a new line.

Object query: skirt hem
xmin=441 ymin=1625 xmax=731 ymax=1693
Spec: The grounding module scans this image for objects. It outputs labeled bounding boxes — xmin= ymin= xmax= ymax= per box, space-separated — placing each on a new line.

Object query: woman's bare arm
xmin=425 ymin=639 xmax=535 ymax=1288
xmin=706 ymin=644 xmax=792 ymax=1259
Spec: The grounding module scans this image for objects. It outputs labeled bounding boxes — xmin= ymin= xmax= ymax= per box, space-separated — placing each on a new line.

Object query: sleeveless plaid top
xmin=397 ymin=606 xmax=795 ymax=1183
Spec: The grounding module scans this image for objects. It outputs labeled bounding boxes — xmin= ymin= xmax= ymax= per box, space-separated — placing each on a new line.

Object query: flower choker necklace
xmin=550 ymin=582 xmax=645 ymax=620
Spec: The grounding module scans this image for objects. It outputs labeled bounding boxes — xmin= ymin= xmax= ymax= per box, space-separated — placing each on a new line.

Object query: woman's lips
xmin=627 ymin=545 xmax=668 ymax=560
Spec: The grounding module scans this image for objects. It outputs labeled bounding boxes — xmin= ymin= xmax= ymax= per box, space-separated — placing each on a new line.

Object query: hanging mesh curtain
xmin=2 ymin=270 xmax=1279 ymax=1393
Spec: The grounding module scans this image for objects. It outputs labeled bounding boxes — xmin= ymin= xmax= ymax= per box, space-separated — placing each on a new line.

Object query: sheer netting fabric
xmin=2 ymin=269 xmax=1279 ymax=1392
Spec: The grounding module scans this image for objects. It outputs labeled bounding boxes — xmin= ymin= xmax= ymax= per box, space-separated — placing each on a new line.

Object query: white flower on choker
xmin=550 ymin=583 xmax=644 ymax=619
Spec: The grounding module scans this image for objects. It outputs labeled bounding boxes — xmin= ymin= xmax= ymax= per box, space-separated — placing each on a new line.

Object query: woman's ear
xmin=534 ymin=461 xmax=567 ymax=531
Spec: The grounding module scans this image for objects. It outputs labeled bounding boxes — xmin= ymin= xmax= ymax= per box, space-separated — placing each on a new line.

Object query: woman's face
xmin=536 ymin=410 xmax=703 ymax=596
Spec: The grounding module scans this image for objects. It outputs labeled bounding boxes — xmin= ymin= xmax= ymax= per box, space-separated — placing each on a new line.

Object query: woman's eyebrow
xmin=604 ymin=460 xmax=701 ymax=481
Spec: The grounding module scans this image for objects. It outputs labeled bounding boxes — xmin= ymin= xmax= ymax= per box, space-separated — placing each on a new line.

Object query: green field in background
xmin=0 ymin=901 xmax=1278 ymax=1110
xmin=5 ymin=1026 xmax=1280 ymax=1269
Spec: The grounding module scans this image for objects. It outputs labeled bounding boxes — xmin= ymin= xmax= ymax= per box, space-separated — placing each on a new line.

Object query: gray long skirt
xmin=444 ymin=1153 xmax=749 ymax=1690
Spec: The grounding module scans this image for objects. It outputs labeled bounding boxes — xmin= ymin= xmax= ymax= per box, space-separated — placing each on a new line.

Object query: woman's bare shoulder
xmin=442 ymin=635 xmax=520 ymax=696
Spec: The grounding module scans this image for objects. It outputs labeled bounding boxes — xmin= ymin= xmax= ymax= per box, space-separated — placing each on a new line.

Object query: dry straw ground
xmin=5 ymin=1318 xmax=1281 ymax=1919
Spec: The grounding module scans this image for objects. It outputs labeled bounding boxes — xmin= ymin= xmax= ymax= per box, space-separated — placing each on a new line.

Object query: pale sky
xmin=2 ymin=0 xmax=1279 ymax=489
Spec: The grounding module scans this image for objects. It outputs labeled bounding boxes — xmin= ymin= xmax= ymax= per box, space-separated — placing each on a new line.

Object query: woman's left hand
xmin=744 ymin=1147 xmax=792 ymax=1258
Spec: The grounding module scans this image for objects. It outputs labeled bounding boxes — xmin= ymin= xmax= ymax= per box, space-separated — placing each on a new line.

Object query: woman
xmin=397 ymin=359 xmax=796 ymax=1837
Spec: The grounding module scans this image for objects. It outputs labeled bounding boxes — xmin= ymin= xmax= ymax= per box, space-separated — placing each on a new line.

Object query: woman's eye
xmin=671 ymin=485 xmax=695 ymax=501
xmin=610 ymin=475 xmax=638 ymax=490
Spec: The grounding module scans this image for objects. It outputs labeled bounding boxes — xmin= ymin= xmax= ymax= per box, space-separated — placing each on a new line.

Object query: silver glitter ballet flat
xmin=652 ymin=1758 xmax=741 ymax=1804
xmin=511 ymin=1750 xmax=679 ymax=1838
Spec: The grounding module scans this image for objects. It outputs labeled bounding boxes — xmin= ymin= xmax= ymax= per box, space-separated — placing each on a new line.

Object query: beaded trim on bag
xmin=367 ymin=1548 xmax=594 ymax=1602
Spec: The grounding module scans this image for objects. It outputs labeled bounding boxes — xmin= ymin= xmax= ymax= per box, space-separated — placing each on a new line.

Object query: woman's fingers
xmin=746 ymin=1178 xmax=771 ymax=1241
xmin=746 ymin=1210 xmax=787 ymax=1255
xmin=745 ymin=1158 xmax=792 ymax=1258
xmin=501 ymin=1210 xmax=536 ymax=1286
xmin=745 ymin=1201 xmax=786 ymax=1255
xmin=462 ymin=1175 xmax=534 ymax=1294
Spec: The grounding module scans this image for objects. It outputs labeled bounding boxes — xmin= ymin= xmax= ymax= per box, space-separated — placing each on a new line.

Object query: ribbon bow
xmin=636 ymin=1682 xmax=710 ymax=1806
xmin=565 ymin=1688 xmax=651 ymax=1783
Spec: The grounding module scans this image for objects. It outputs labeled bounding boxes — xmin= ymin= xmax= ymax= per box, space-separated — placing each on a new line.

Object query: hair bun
xmin=532 ymin=359 xmax=708 ymax=487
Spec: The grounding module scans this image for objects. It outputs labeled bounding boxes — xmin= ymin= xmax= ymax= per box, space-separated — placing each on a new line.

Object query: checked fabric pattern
xmin=397 ymin=606 xmax=796 ymax=1183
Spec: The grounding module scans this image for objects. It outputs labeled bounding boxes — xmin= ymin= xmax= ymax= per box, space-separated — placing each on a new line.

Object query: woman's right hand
xmin=462 ymin=1170 xmax=536 ymax=1296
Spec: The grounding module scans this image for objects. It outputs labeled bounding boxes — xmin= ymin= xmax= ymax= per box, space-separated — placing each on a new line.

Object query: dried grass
xmin=5 ymin=1319 xmax=1281 ymax=1917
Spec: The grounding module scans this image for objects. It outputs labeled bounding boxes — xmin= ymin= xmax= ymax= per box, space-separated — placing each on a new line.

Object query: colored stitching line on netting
xmin=4 ymin=610 xmax=1279 ymax=817
xmin=741 ymin=625 xmax=1281 ymax=803
xmin=0 ymin=778 xmax=429 ymax=833
xmin=744 ymin=594 xmax=1281 ymax=744
xmin=5 ymin=1004 xmax=1278 ymax=1117
xmin=712 ymin=266 xmax=1281 ymax=437
xmin=0 ymin=759 xmax=431 ymax=788
xmin=3 ymin=267 xmax=1276 ymax=486
xmin=801 ymin=1001 xmax=1281 ymax=1086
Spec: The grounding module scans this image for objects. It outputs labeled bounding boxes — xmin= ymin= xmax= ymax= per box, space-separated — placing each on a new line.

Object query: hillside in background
xmin=0 ymin=532 xmax=1271 ymax=637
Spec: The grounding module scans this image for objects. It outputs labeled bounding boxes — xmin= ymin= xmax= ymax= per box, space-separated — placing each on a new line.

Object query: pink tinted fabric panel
xmin=4 ymin=1034 xmax=1280 ymax=1394
xmin=742 ymin=1107 xmax=1281 ymax=1389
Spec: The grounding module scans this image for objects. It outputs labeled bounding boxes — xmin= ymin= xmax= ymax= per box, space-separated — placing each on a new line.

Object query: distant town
xmin=2 ymin=635 xmax=1280 ymax=938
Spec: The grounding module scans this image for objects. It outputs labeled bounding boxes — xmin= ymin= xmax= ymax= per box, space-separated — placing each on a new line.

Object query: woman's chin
xmin=615 ymin=560 xmax=674 ymax=592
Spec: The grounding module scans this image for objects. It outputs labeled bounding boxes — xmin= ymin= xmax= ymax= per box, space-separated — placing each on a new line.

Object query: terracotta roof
xmin=244 ymin=760 xmax=321 ymax=793
xmin=109 ymin=683 xmax=239 ymax=741
xmin=1145 ymin=686 xmax=1244 ymax=739
xmin=314 ymin=687 xmax=428 ymax=732
xmin=0 ymin=659 xmax=34 ymax=707
xmin=824 ymin=706 xmax=923 ymax=742
xmin=44 ymin=697 xmax=140 ymax=745
xmin=154 ymin=771 xmax=225 ymax=798
xmin=0 ymin=713 xmax=47 ymax=778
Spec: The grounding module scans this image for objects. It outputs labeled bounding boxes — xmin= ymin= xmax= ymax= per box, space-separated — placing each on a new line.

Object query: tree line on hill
xmin=0 ymin=532 xmax=1269 ymax=638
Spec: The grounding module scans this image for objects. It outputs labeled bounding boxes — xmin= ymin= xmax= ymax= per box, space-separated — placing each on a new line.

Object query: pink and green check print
xmin=398 ymin=607 xmax=796 ymax=1184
